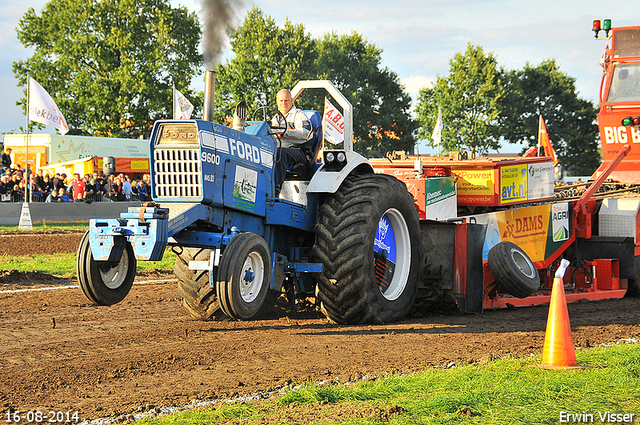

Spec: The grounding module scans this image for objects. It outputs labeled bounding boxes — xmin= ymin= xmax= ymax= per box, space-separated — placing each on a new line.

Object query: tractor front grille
xmin=153 ymin=148 xmax=202 ymax=199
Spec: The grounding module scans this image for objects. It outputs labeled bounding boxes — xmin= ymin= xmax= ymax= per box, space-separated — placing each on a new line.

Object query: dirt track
xmin=1 ymin=232 xmax=640 ymax=423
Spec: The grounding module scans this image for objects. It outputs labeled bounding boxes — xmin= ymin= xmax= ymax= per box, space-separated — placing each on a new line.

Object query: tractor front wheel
xmin=216 ymin=233 xmax=272 ymax=320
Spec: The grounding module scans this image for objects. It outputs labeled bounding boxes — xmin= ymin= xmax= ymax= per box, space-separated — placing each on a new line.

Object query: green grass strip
xmin=138 ymin=342 xmax=640 ymax=425
xmin=0 ymin=223 xmax=89 ymax=232
xmin=0 ymin=250 xmax=176 ymax=277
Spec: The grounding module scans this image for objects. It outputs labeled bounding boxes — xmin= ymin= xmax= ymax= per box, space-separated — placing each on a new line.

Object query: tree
xmin=13 ymin=0 xmax=202 ymax=138
xmin=215 ymin=8 xmax=417 ymax=155
xmin=501 ymin=60 xmax=600 ymax=175
xmin=415 ymin=44 xmax=505 ymax=155
xmin=214 ymin=7 xmax=317 ymax=123
xmin=315 ymin=32 xmax=417 ymax=154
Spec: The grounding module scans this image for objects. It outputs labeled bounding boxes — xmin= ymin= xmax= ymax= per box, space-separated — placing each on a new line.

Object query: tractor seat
xmin=286 ymin=110 xmax=323 ymax=181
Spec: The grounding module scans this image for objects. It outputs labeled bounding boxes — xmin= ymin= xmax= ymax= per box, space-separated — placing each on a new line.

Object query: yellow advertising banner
xmin=500 ymin=164 xmax=528 ymax=204
xmin=496 ymin=204 xmax=551 ymax=262
xmin=40 ymin=157 xmax=95 ymax=179
xmin=452 ymin=168 xmax=496 ymax=205
xmin=7 ymin=146 xmax=47 ymax=170
xmin=131 ymin=159 xmax=149 ymax=170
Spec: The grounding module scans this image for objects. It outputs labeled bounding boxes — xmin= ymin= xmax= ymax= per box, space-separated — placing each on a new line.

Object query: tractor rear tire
xmin=312 ymin=174 xmax=420 ymax=324
xmin=76 ymin=230 xmax=136 ymax=305
xmin=217 ymin=233 xmax=272 ymax=320
xmin=174 ymin=246 xmax=223 ymax=320
xmin=488 ymin=241 xmax=540 ymax=298
xmin=629 ymin=256 xmax=640 ymax=297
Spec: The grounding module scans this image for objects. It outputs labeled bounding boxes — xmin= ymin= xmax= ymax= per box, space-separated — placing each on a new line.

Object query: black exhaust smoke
xmin=198 ymin=0 xmax=243 ymax=122
xmin=203 ymin=69 xmax=216 ymax=122
xmin=200 ymin=0 xmax=244 ymax=69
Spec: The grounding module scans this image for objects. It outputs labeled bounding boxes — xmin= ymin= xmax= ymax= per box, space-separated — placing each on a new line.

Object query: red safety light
xmin=634 ymin=116 xmax=640 ymax=126
xmin=593 ymin=20 xmax=601 ymax=38
xmin=593 ymin=20 xmax=601 ymax=32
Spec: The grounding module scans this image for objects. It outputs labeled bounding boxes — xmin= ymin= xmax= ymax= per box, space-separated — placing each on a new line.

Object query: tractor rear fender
xmin=307 ymin=151 xmax=374 ymax=194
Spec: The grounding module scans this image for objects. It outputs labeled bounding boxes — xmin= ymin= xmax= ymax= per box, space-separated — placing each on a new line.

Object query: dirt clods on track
xmin=0 ymin=231 xmax=639 ymax=422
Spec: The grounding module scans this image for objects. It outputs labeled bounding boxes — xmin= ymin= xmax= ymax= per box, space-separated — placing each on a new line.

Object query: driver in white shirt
xmin=272 ymin=89 xmax=312 ymax=192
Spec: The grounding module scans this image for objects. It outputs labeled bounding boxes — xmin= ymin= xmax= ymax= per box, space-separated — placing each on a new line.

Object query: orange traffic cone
xmin=541 ymin=259 xmax=581 ymax=369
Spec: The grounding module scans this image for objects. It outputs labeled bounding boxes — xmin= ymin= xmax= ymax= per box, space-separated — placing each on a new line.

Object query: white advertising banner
xmin=28 ymin=77 xmax=69 ymax=135
xmin=425 ymin=177 xmax=457 ymax=220
xmin=173 ymin=88 xmax=194 ymax=120
xmin=432 ymin=106 xmax=443 ymax=146
xmin=323 ymin=98 xmax=344 ymax=145
xmin=527 ymin=162 xmax=554 ymax=200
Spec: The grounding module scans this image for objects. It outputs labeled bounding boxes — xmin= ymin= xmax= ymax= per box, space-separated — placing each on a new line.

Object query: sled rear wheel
xmin=76 ymin=231 xmax=136 ymax=305
xmin=488 ymin=241 xmax=540 ymax=298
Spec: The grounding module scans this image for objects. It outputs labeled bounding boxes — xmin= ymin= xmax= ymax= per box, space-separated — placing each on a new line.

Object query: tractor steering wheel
xmin=253 ymin=106 xmax=287 ymax=138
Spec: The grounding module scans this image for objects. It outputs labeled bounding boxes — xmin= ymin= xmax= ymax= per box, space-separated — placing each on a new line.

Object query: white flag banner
xmin=431 ymin=106 xmax=443 ymax=146
xmin=173 ymin=88 xmax=194 ymax=120
xmin=28 ymin=77 xmax=69 ymax=135
xmin=323 ymin=97 xmax=344 ymax=145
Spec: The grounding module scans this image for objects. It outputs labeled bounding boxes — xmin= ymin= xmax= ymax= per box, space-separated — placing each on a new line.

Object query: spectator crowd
xmin=1 ymin=151 xmax=151 ymax=203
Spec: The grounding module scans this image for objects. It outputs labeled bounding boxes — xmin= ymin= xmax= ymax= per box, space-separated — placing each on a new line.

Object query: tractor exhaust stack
xmin=203 ymin=70 xmax=216 ymax=122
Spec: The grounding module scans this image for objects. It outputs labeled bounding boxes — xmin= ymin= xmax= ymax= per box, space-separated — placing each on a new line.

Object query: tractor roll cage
xmin=290 ymin=80 xmax=354 ymax=152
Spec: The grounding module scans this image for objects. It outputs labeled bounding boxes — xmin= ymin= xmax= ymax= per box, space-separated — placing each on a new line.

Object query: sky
xmin=2 ymin=0 xmax=640 ymax=152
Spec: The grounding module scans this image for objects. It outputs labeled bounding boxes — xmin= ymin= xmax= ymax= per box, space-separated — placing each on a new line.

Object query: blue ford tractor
xmin=76 ymin=77 xmax=421 ymax=324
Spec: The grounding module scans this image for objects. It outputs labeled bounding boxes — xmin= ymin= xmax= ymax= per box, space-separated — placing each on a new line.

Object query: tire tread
xmin=488 ymin=241 xmax=540 ymax=298
xmin=174 ymin=247 xmax=222 ymax=320
xmin=312 ymin=174 xmax=420 ymax=324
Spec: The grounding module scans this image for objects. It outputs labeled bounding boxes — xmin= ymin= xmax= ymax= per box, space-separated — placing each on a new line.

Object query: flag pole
xmin=437 ymin=117 xmax=440 ymax=158
xmin=26 ymin=76 xmax=31 ymax=203
xmin=538 ymin=115 xmax=543 ymax=158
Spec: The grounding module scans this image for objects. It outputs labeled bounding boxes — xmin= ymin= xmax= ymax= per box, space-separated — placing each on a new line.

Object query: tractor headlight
xmin=323 ymin=150 xmax=347 ymax=171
